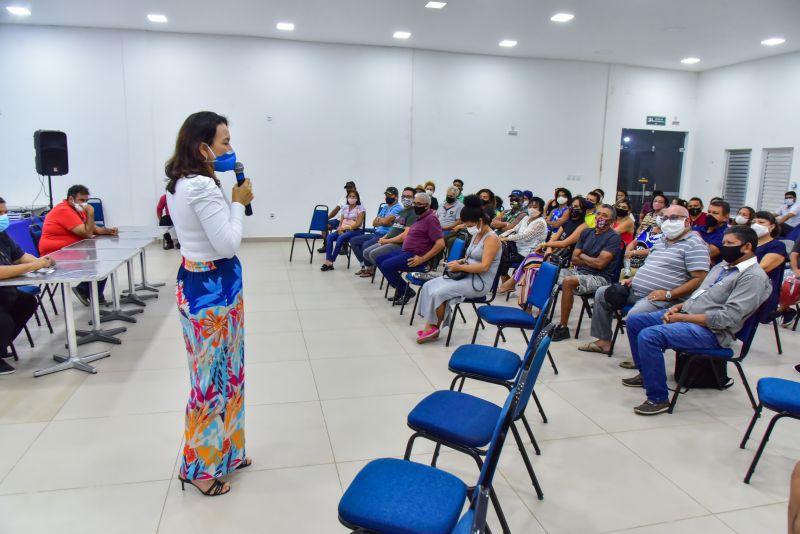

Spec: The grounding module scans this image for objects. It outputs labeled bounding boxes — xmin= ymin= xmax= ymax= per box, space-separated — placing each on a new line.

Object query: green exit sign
xmin=647 ymin=116 xmax=667 ymax=126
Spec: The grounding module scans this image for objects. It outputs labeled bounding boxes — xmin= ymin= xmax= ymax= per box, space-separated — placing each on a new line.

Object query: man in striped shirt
xmin=578 ymin=205 xmax=709 ymax=358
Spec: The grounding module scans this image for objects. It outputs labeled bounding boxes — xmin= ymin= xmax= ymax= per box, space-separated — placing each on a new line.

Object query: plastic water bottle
xmin=623 ymin=258 xmax=631 ymax=279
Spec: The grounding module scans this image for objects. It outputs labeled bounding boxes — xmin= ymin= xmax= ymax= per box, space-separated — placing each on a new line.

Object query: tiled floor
xmin=0 ymin=241 xmax=797 ymax=533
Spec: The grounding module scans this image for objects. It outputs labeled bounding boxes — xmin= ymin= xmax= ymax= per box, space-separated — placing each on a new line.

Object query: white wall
xmin=1 ymin=24 xmax=711 ymax=236
xmin=692 ymin=51 xmax=800 ymax=209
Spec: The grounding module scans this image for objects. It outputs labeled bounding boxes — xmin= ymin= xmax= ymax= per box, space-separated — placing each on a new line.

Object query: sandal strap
xmin=205 ymin=479 xmax=227 ymax=496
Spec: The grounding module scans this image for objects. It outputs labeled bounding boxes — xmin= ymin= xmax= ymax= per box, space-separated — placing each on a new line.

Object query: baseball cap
xmin=522 ymin=190 xmax=534 ymax=200
xmin=384 ymin=186 xmax=399 ymax=196
xmin=510 ymin=190 xmax=523 ymax=197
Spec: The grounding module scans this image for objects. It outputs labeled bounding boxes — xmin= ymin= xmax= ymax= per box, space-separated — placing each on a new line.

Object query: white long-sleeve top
xmin=166 ymin=175 xmax=245 ymax=262
xmin=501 ymin=215 xmax=548 ymax=256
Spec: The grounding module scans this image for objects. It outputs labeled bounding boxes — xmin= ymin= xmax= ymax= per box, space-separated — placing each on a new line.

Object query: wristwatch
xmin=665 ymin=290 xmax=672 ymax=301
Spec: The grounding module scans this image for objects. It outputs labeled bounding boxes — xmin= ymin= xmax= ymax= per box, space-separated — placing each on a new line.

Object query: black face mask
xmin=385 ymin=196 xmax=396 ymax=204
xmin=616 ymin=208 xmax=629 ymax=218
xmin=414 ymin=205 xmax=427 ymax=215
xmin=481 ymin=198 xmax=490 ymax=206
xmin=570 ymin=208 xmax=584 ymax=219
xmin=706 ymin=214 xmax=718 ymax=228
xmin=445 ymin=196 xmax=455 ymax=204
xmin=688 ymin=207 xmax=702 ymax=217
xmin=720 ymin=244 xmax=745 ymax=264
xmin=584 ymin=201 xmax=596 ymax=210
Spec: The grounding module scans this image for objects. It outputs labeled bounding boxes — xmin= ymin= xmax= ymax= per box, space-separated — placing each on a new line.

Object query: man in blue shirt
xmin=351 ymin=187 xmax=403 ymax=276
xmin=693 ymin=199 xmax=729 ymax=264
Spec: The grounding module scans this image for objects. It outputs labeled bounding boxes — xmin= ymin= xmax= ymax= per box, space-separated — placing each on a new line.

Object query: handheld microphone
xmin=233 ymin=162 xmax=253 ymax=216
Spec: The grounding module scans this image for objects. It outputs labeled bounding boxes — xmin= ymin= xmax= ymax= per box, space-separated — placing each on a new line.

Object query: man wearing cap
xmin=352 ymin=187 xmax=403 ymax=276
xmin=491 ymin=190 xmax=527 ymax=233
xmin=318 ymin=180 xmax=358 ymax=253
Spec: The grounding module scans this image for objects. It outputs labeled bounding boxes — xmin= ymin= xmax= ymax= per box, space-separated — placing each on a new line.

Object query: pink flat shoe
xmin=416 ymin=327 xmax=440 ymax=344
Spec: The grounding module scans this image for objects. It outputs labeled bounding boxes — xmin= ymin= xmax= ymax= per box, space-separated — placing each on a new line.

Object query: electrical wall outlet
xmin=269 ymin=212 xmax=276 ymax=219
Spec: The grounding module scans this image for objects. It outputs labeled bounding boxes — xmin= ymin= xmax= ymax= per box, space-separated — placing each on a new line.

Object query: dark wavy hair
xmin=461 ymin=194 xmax=491 ymax=224
xmin=165 ymin=111 xmax=228 ymax=194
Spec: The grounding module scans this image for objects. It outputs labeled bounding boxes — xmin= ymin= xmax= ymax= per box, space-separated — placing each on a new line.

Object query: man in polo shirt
xmin=578 ymin=205 xmax=710 ymax=356
xmin=687 ymin=197 xmax=707 ymax=228
xmin=553 ymin=204 xmax=622 ymax=342
xmin=376 ymin=193 xmax=445 ymax=305
xmin=39 ymin=184 xmax=118 ymax=306
xmin=491 ymin=190 xmax=526 ymax=233
xmin=694 ymin=199 xmax=729 ymax=264
xmin=775 ymin=191 xmax=800 ymax=237
xmin=622 ymin=225 xmax=771 ymax=415
xmin=0 ymin=196 xmax=56 ymax=375
xmin=351 ymin=186 xmax=403 ymax=276
xmin=436 ymin=186 xmax=464 ymax=235
xmin=360 ymin=187 xmax=418 ymax=278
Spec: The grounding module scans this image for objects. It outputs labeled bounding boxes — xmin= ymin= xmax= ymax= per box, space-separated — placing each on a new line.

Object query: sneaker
xmin=795 ymin=364 xmax=800 ymax=374
xmin=175 ymin=242 xmax=181 ymax=249
xmin=0 ymin=359 xmax=15 ymax=375
xmin=393 ymin=289 xmax=416 ymax=305
xmin=622 ymin=374 xmax=644 ymax=388
xmin=72 ymin=287 xmax=90 ymax=307
xmin=633 ymin=400 xmax=670 ymax=416
xmin=551 ymin=325 xmax=571 ymax=342
xmin=780 ymin=309 xmax=797 ymax=329
xmin=619 ymin=360 xmax=637 ymax=370
xmin=317 ymin=246 xmax=326 ymax=253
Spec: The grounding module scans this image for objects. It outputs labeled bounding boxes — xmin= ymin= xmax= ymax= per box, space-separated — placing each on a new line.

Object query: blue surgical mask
xmin=203 ymin=143 xmax=237 ymax=172
xmin=0 ymin=214 xmax=9 ymax=233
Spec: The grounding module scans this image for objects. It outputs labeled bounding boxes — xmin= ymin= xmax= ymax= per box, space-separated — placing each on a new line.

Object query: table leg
xmin=135 ymin=247 xmax=164 ymax=292
xmin=75 ymin=279 xmax=126 ymax=345
xmin=34 ymin=283 xmax=111 ymax=377
xmin=100 ymin=270 xmax=141 ymax=323
xmin=120 ymin=259 xmax=152 ymax=305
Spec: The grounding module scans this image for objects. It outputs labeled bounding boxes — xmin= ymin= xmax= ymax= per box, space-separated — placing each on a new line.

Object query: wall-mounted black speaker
xmin=34 ymin=130 xmax=69 ymax=176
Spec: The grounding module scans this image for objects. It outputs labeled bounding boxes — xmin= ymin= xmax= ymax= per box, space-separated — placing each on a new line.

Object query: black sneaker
xmin=72 ymin=287 xmax=90 ymax=307
xmin=781 ymin=309 xmax=797 ymax=329
xmin=317 ymin=246 xmax=327 ymax=253
xmin=634 ymin=400 xmax=670 ymax=416
xmin=0 ymin=358 xmax=15 ymax=375
xmin=551 ymin=325 xmax=570 ymax=342
xmin=795 ymin=364 xmax=800 ymax=374
xmin=619 ymin=360 xmax=637 ymax=370
xmin=621 ymin=374 xmax=644 ymax=388
xmin=393 ymin=289 xmax=416 ymax=305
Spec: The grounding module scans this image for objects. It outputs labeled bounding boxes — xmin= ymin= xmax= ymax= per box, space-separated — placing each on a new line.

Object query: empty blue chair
xmin=87 ymin=197 xmax=105 ymax=227
xmin=339 ymin=351 xmax=533 ymax=534
xmin=401 ymin=238 xmax=466 ymax=320
xmin=403 ymin=325 xmax=555 ymax=529
xmin=740 ymin=377 xmax=800 ymax=483
xmin=290 ymin=204 xmax=329 ymax=264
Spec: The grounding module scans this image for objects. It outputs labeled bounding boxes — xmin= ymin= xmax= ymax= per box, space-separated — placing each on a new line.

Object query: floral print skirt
xmin=176 ymin=256 xmax=245 ymax=480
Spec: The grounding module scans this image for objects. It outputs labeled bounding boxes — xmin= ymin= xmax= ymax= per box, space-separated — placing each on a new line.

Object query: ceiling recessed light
xmin=425 ymin=1 xmax=447 ymax=8
xmin=550 ymin=13 xmax=574 ymax=22
xmin=680 ymin=57 xmax=701 ymax=64
xmin=761 ymin=37 xmax=785 ymax=46
xmin=393 ymin=31 xmax=411 ymax=40
xmin=276 ymin=22 xmax=295 ymax=31
xmin=6 ymin=6 xmax=31 ymax=16
xmin=499 ymin=40 xmax=518 ymax=48
xmin=147 ymin=14 xmax=167 ymax=23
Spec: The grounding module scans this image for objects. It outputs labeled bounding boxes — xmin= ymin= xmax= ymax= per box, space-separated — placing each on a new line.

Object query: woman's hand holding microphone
xmin=232 ymin=179 xmax=254 ymax=207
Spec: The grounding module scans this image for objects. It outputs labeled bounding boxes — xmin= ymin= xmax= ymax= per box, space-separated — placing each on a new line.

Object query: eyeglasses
xmin=656 ymin=215 xmax=688 ymax=223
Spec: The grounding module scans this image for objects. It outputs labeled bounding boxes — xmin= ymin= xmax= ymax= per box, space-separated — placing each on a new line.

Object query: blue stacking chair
xmin=472 ymin=262 xmax=560 ymax=374
xmin=401 ymin=238 xmax=466 ymax=319
xmin=364 ymin=202 xmax=388 ymax=234
xmin=403 ymin=326 xmax=555 ymax=533
xmin=87 ymin=197 xmax=105 ymax=227
xmin=740 ymin=378 xmax=800 ymax=483
xmin=447 ymin=262 xmax=559 ymax=424
xmin=339 ymin=347 xmax=542 ymax=534
xmin=445 ymin=267 xmax=503 ymax=347
xmin=290 ymin=205 xmax=329 ymax=264
xmin=668 ymin=308 xmax=762 ymax=414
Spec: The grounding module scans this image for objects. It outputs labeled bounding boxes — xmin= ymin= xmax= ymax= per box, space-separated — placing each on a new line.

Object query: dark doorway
xmin=617 ymin=129 xmax=686 ymax=212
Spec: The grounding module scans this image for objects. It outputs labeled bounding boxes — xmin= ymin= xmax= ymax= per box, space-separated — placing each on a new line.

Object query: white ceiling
xmin=2 ymin=0 xmax=800 ymax=71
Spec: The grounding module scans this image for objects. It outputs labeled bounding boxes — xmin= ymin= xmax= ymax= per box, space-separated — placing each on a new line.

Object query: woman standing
xmin=166 ymin=111 xmax=254 ymax=497
xmin=415 ymin=195 xmax=502 ymax=343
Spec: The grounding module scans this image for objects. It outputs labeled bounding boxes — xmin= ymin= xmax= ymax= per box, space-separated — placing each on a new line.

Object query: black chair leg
xmin=457 ymin=306 xmax=467 ymax=324
xmin=38 ymin=297 xmax=53 ymax=333
xmin=471 ymin=455 xmax=512 ymax=534
xmin=772 ymin=319 xmax=783 ymax=355
xmin=289 ymin=237 xmax=296 ymax=262
xmin=734 ymin=362 xmax=758 ymax=411
xmin=33 ymin=309 xmax=42 ymax=327
xmin=744 ymin=413 xmax=786 ymax=484
xmin=24 ymin=326 xmax=34 ymax=348
xmin=471 ymin=318 xmax=481 ymax=344
xmin=668 ymin=354 xmax=695 ymax=413
xmin=492 ymin=329 xmax=502 ymax=347
xmin=8 ymin=342 xmax=18 ymax=361
xmin=431 ymin=443 xmax=443 ymax=467
xmin=739 ymin=403 xmax=763 ymax=449
xmin=510 ymin=423 xmax=544 ymax=500
xmin=547 ymin=349 xmax=559 ymax=375
xmin=520 ymin=329 xmax=529 ymax=344
xmin=531 ymin=389 xmax=548 ymax=423
xmin=409 ymin=288 xmax=422 ymax=326
xmin=403 ymin=433 xmax=421 ymax=460
xmin=446 ymin=313 xmax=457 ymax=347
xmin=518 ymin=416 xmax=541 ymax=455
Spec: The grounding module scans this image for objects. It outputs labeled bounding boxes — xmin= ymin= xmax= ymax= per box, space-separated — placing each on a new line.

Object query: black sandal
xmin=178 ymin=477 xmax=230 ymax=496
xmin=236 ymin=458 xmax=253 ymax=470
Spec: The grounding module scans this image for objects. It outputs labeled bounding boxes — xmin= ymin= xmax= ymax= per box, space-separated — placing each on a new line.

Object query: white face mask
xmin=752 ymin=223 xmax=770 ymax=238
xmin=660 ymin=219 xmax=686 ymax=239
xmin=556 ymin=196 xmax=568 ymax=205
xmin=72 ymin=200 xmax=87 ymax=213
xmin=786 ymin=198 xmax=795 ymax=206
xmin=426 ymin=189 xmax=434 ymax=195
xmin=734 ymin=215 xmax=749 ymax=225
xmin=466 ymin=225 xmax=480 ymax=236
xmin=528 ymin=208 xmax=541 ymax=218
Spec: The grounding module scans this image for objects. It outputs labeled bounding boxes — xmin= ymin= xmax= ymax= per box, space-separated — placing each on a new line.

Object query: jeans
xmin=350 ymin=234 xmax=380 ymax=266
xmin=363 ymin=243 xmax=401 ymax=267
xmin=376 ymin=251 xmax=425 ymax=294
xmin=77 ymin=279 xmax=107 ymax=299
xmin=0 ymin=289 xmax=38 ymax=352
xmin=326 ymin=230 xmax=363 ymax=263
xmin=626 ymin=309 xmax=723 ymax=403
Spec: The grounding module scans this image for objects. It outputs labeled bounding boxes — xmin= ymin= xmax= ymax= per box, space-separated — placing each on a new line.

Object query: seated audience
xmin=318 ymin=180 xmax=357 ymax=252
xmin=672 ymin=197 xmax=688 ymax=208
xmin=624 ymin=224 xmax=664 ymax=273
xmin=639 ymin=189 xmax=663 ymax=224
xmin=735 ymin=205 xmax=755 ymax=226
xmin=452 ymin=179 xmax=465 ymax=202
xmin=592 ymin=189 xmax=605 ymax=203
xmin=637 ymin=193 xmax=667 ymax=234
xmin=352 ymin=187 xmax=402 ymax=276
xmin=778 ymin=236 xmax=800 ymax=326
xmin=0 ymin=197 xmax=56 ymax=375
xmin=687 ymin=197 xmax=707 ymax=228
xmin=435 ymin=187 xmax=464 ymax=235
xmin=490 ymin=190 xmax=526 ymax=233
xmin=695 ymin=199 xmax=730 ymax=263
xmin=752 ymin=211 xmax=788 ymax=318
xmin=545 ymin=187 xmax=572 ymax=230
xmin=536 ymin=196 xmax=590 ymax=263
xmin=360 ymin=188 xmax=418 ymax=277
xmin=774 ymin=191 xmax=800 ymax=237
xmin=321 ymin=190 xmax=365 ymax=271
xmin=415 ymin=195 xmax=502 ymax=343
xmin=376 ymin=193 xmax=445 ymax=304
xmin=552 ymin=204 xmax=622 ymax=341
xmin=497 ymin=196 xmax=548 ymax=287
xmin=39 ymin=184 xmax=118 ymax=305
xmin=613 ymin=198 xmax=635 ymax=247
xmin=622 ymin=225 xmax=771 ymax=415
xmin=584 ymin=190 xmax=601 ymax=228
xmin=521 ymin=190 xmax=534 ymax=209
xmin=616 ymin=189 xmax=628 ymax=203
xmin=424 ymin=181 xmax=439 ymax=210
xmin=157 ymin=193 xmax=179 ymax=250
xmin=477 ymin=189 xmax=498 ymax=221
xmin=578 ymin=205 xmax=709 ymax=355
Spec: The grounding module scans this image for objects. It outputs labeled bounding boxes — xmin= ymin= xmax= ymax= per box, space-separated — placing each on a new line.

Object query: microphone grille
xmin=234 ymin=162 xmax=244 ymax=172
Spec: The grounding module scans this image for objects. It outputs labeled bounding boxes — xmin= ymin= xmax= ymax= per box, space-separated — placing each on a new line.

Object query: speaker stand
xmin=47 ymin=175 xmax=54 ymax=209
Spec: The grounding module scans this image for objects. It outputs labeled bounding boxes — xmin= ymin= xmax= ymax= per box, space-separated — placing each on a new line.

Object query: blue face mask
xmin=0 ymin=214 xmax=9 ymax=233
xmin=204 ymin=143 xmax=237 ymax=172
